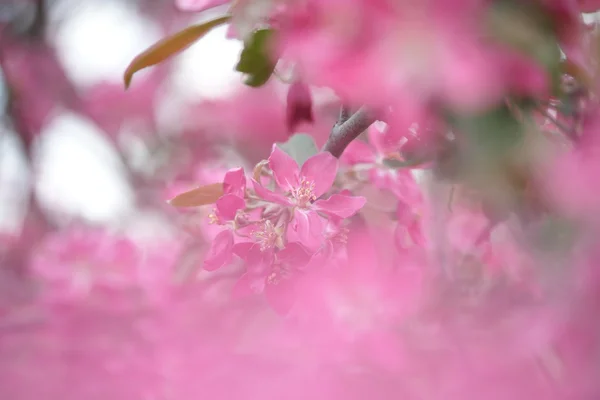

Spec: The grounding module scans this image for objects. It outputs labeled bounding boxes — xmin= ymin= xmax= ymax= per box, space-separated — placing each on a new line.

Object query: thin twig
xmin=337 ymin=105 xmax=351 ymax=125
xmin=323 ymin=106 xmax=376 ymax=158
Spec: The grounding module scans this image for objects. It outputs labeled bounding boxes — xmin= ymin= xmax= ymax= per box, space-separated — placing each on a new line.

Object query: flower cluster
xmin=198 ymin=144 xmax=366 ymax=313
xmin=6 ymin=0 xmax=600 ymax=398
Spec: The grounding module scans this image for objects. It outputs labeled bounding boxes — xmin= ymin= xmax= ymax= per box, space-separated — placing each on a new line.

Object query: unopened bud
xmin=286 ymin=80 xmax=314 ymax=133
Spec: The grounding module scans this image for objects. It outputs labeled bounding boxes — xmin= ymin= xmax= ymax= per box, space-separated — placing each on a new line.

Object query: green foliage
xmin=449 ymin=104 xmax=523 ymax=157
xmin=486 ymin=0 xmax=563 ymax=96
xmin=439 ymin=104 xmax=528 ymax=212
xmin=235 ymin=28 xmax=277 ymax=87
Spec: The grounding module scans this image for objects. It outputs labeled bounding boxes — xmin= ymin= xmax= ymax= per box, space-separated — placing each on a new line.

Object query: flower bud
xmin=286 ymin=80 xmax=314 ymax=133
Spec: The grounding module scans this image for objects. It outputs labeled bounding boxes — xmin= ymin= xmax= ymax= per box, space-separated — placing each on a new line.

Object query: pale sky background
xmin=0 ymin=0 xmax=242 ymax=232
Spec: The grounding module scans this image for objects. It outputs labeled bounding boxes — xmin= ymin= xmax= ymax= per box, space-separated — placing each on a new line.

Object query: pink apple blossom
xmin=200 ymin=168 xmax=251 ymax=271
xmin=252 ymin=145 xmax=366 ymax=249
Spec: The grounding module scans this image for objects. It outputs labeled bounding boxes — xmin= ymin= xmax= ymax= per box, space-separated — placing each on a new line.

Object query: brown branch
xmin=322 ymin=106 xmax=376 ymax=158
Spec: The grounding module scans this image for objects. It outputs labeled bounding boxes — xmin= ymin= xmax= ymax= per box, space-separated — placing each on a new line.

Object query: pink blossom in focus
xmin=254 ymin=145 xmax=366 ymax=249
xmin=201 ymin=168 xmax=249 ymax=270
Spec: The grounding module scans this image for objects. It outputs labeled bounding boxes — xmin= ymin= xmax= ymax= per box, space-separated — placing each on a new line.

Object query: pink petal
xmin=300 ymin=152 xmax=338 ymax=198
xmin=340 ymin=140 xmax=376 ymax=165
xmin=225 ymin=23 xmax=239 ymax=39
xmin=233 ymin=242 xmax=273 ymax=273
xmin=291 ymin=209 xmax=324 ymax=250
xmin=232 ymin=272 xmax=265 ymax=298
xmin=251 ymin=179 xmax=291 ymax=206
xmin=366 ymin=124 xmax=390 ymax=156
xmin=268 ymin=144 xmax=300 ymax=191
xmin=215 ymin=194 xmax=245 ymax=221
xmin=313 ymin=194 xmax=367 ymax=218
xmin=223 ymin=167 xmax=246 ymax=197
xmin=203 ymin=229 xmax=234 ymax=271
xmin=277 ymin=242 xmax=311 ymax=267
xmin=394 ymin=224 xmax=412 ymax=250
xmin=579 ymin=0 xmax=600 ymax=12
xmin=175 ymin=0 xmax=229 ymax=12
xmin=396 ymin=201 xmax=416 ymax=225
xmin=264 ymin=278 xmax=297 ymax=315
xmin=305 ymin=241 xmax=335 ymax=271
xmin=232 ymin=242 xmax=254 ymax=259
xmin=346 ymin=226 xmax=378 ymax=271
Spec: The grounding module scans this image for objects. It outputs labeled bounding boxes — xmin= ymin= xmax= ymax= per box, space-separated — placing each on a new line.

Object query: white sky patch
xmin=172 ymin=24 xmax=243 ymax=100
xmin=52 ymin=0 xmax=161 ymax=86
xmin=0 ymin=129 xmax=30 ymax=233
xmin=35 ymin=113 xmax=135 ymax=223
xmin=34 ymin=0 xmax=238 ymax=222
xmin=583 ymin=11 xmax=600 ymax=24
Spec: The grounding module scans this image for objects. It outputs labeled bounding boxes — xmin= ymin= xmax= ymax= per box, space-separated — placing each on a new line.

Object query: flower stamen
xmin=253 ymin=220 xmax=285 ymax=251
xmin=208 ymin=209 xmax=219 ymax=224
xmin=291 ymin=177 xmax=317 ymax=207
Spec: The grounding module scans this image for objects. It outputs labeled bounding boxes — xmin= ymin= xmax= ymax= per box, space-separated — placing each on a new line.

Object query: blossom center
xmin=208 ymin=208 xmax=219 ymax=224
xmin=291 ymin=177 xmax=317 ymax=208
xmin=253 ymin=220 xmax=284 ymax=251
xmin=266 ymin=261 xmax=293 ymax=286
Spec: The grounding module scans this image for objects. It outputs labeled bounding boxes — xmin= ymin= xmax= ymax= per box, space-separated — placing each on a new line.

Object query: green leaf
xmin=124 ymin=16 xmax=231 ymax=89
xmin=276 ymin=133 xmax=318 ymax=167
xmin=530 ymin=214 xmax=579 ymax=262
xmin=235 ymin=28 xmax=276 ymax=87
xmin=448 ymin=104 xmax=523 ymax=157
xmin=441 ymin=104 xmax=531 ymax=210
xmin=486 ymin=0 xmax=562 ymax=96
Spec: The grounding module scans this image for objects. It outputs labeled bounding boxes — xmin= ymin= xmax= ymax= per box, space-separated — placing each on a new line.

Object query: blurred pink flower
xmin=81 ymin=72 xmax=164 ymax=138
xmin=275 ymin=0 xmax=549 ymax=117
xmin=202 ymin=229 xmax=236 ymax=271
xmin=175 ymin=0 xmax=229 ymax=12
xmin=232 ymin=241 xmax=311 ymax=314
xmin=544 ymin=109 xmax=600 ymax=221
xmin=30 ymin=227 xmax=175 ymax=307
xmin=577 ymin=0 xmax=600 ymax=12
xmin=342 ymin=124 xmax=423 ymax=203
xmin=0 ymin=42 xmax=74 ymax=142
